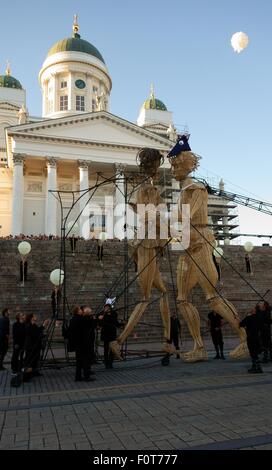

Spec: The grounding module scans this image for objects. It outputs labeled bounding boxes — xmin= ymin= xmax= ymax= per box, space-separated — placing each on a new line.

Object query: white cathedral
xmin=0 ymin=17 xmax=179 ymax=238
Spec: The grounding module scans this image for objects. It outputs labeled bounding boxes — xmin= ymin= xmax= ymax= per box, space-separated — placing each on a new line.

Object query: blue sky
xmin=1 ymin=0 xmax=271 ymax=243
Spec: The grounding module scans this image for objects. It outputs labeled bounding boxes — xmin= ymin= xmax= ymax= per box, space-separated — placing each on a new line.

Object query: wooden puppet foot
xmin=229 ymin=341 xmax=249 ymax=359
xmin=109 ymin=340 xmax=123 ymax=360
xmin=162 ymin=342 xmax=177 ymax=354
xmin=181 ymin=348 xmax=208 ymax=363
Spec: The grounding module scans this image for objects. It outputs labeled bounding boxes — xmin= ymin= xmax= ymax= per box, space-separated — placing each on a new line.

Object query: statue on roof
xmin=18 ymin=104 xmax=29 ymax=125
xmin=95 ymin=90 xmax=107 ymax=111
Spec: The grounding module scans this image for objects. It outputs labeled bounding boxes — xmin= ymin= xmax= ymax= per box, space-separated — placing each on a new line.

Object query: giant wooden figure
xmin=168 ymin=135 xmax=247 ymax=362
xmin=110 ymin=149 xmax=174 ymax=359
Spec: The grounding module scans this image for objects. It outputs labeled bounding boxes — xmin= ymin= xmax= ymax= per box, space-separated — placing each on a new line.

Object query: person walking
xmin=0 ymin=308 xmax=10 ymax=370
xmin=11 ymin=313 xmax=26 ymax=374
xmin=24 ymin=314 xmax=48 ymax=378
xmin=68 ymin=306 xmax=95 ymax=382
xmin=208 ymin=310 xmax=225 ymax=359
xmin=81 ymin=306 xmax=97 ymax=378
xmin=256 ymin=301 xmax=272 ymax=363
xmin=240 ymin=307 xmax=263 ymax=373
xmin=170 ymin=313 xmax=181 ymax=358
xmin=99 ymin=304 xmax=123 ymax=369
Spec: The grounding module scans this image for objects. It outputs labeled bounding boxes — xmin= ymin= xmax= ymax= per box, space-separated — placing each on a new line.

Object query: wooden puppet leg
xmin=195 ymin=248 xmax=248 ymax=358
xmin=177 ymin=255 xmax=208 ymax=362
xmin=110 ymin=247 xmax=156 ymax=359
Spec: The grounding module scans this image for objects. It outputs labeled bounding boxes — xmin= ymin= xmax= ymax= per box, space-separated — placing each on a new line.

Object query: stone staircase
xmin=0 ymin=240 xmax=271 ymax=344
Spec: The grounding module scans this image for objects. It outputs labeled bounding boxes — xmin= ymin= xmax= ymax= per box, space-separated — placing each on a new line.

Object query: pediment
xmin=7 ymin=111 xmax=171 ymax=149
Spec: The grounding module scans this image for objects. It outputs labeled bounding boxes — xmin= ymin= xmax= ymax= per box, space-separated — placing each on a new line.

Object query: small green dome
xmin=142 ymin=97 xmax=167 ymax=111
xmin=0 ymin=75 xmax=22 ymax=90
xmin=47 ymin=36 xmax=105 ymax=64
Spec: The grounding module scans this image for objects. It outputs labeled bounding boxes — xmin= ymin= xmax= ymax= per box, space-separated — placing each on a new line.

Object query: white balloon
xmin=213 ymin=247 xmax=224 ymax=258
xmin=18 ymin=241 xmax=31 ymax=256
xmin=231 ymin=32 xmax=249 ymax=53
xmin=244 ymin=241 xmax=254 ymax=252
xmin=99 ymin=231 xmax=108 ymax=241
xmin=50 ymin=269 xmax=64 ymax=286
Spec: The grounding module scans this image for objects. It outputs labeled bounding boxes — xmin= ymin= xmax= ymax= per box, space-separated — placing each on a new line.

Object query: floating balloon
xmin=231 ymin=32 xmax=249 ymax=53
xmin=213 ymin=247 xmax=224 ymax=258
xmin=18 ymin=241 xmax=31 ymax=256
xmin=244 ymin=241 xmax=254 ymax=253
xmin=50 ymin=269 xmax=64 ymax=286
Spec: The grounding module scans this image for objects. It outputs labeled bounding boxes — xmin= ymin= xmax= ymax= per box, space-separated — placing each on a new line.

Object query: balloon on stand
xmin=244 ymin=241 xmax=254 ymax=253
xmin=213 ymin=247 xmax=224 ymax=258
xmin=99 ymin=231 xmax=108 ymax=242
xmin=18 ymin=241 xmax=32 ymax=256
xmin=50 ymin=269 xmax=64 ymax=286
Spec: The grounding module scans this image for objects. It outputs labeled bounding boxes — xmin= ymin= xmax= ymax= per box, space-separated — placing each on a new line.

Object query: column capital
xmin=46 ymin=157 xmax=58 ymax=168
xmin=78 ymin=160 xmax=91 ymax=170
xmin=13 ymin=154 xmax=26 ymax=166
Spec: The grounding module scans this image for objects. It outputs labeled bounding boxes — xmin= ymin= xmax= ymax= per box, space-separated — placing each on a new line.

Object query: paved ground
xmin=1 ymin=342 xmax=272 ymax=450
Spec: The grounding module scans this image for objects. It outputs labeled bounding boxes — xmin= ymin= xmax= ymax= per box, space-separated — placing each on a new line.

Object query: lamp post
xmin=18 ymin=241 xmax=31 ymax=287
xmin=244 ymin=241 xmax=254 ymax=275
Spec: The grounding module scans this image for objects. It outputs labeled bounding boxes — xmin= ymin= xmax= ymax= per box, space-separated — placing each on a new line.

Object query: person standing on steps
xmin=207 ymin=310 xmax=225 ymax=359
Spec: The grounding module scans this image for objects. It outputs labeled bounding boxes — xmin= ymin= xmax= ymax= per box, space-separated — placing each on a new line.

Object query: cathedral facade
xmin=0 ymin=17 xmax=176 ymax=238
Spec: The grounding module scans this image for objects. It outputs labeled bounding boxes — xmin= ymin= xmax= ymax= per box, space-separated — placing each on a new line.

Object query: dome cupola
xmin=39 ymin=15 xmax=112 ymax=118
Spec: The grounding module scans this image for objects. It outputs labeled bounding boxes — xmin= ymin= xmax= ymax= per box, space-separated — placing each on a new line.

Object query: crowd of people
xmin=0 ymin=300 xmax=271 ymax=383
xmin=207 ymin=301 xmax=272 ymax=373
xmin=0 ymin=309 xmax=49 ymax=381
xmin=0 ymin=300 xmax=125 ymax=384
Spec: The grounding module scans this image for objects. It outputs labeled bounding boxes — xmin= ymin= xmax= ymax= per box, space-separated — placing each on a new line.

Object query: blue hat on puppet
xmin=168 ymin=134 xmax=191 ymax=158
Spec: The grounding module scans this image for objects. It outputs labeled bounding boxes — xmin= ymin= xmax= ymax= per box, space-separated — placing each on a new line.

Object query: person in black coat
xmin=24 ymin=314 xmax=47 ymax=377
xmin=98 ymin=305 xmax=123 ymax=369
xmin=68 ymin=306 xmax=95 ymax=382
xmin=81 ymin=306 xmax=97 ymax=377
xmin=240 ymin=307 xmax=263 ymax=373
xmin=11 ymin=313 xmax=26 ymax=374
xmin=256 ymin=301 xmax=272 ymax=363
xmin=208 ymin=310 xmax=225 ymax=359
xmin=170 ymin=313 xmax=181 ymax=358
xmin=0 ymin=308 xmax=10 ymax=370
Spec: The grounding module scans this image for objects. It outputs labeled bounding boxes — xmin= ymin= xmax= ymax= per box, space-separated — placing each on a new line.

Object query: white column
xmin=78 ymin=160 xmax=90 ymax=239
xmin=70 ymin=72 xmax=75 ymax=111
xmin=45 ymin=158 xmax=58 ymax=236
xmin=86 ymin=73 xmax=92 ymax=112
xmin=171 ymin=178 xmax=180 ymax=203
xmin=11 ymin=154 xmax=25 ymax=235
xmin=115 ymin=163 xmax=126 ymax=240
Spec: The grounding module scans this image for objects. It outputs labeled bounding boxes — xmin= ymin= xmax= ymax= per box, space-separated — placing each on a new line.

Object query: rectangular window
xmin=92 ymin=99 xmax=96 ymax=112
xmin=93 ymin=86 xmax=98 ymax=93
xmin=60 ymin=80 xmax=67 ymax=89
xmin=76 ymin=95 xmax=85 ymax=111
xmin=60 ymin=95 xmax=68 ymax=111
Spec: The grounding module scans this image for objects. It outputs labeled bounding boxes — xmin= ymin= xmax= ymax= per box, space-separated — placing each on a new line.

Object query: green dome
xmin=47 ymin=36 xmax=105 ymax=64
xmin=0 ymin=75 xmax=22 ymax=90
xmin=142 ymin=97 xmax=167 ymax=111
